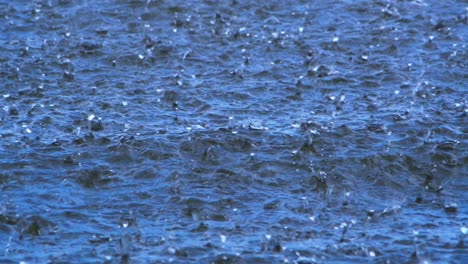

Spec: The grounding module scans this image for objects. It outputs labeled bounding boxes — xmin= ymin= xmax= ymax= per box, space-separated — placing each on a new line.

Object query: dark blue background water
xmin=0 ymin=0 xmax=467 ymax=263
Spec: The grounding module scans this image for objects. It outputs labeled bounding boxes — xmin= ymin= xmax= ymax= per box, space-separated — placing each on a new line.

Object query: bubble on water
xmin=265 ymin=234 xmax=272 ymax=240
xmin=333 ymin=37 xmax=339 ymax=42
xmin=122 ymin=101 xmax=128 ymax=106
xmin=369 ymin=251 xmax=376 ymax=257
xmin=461 ymin=226 xmax=467 ymax=234
xmin=3 ymin=94 xmax=10 ymax=98
xmin=299 ymin=26 xmax=304 ymax=33
xmin=309 ymin=216 xmax=315 ymax=221
xmin=138 ymin=54 xmax=144 ymax=60
xmin=25 ymin=128 xmax=32 ymax=134
xmin=395 ymin=90 xmax=400 ymax=94
xmin=87 ymin=114 xmax=95 ymax=121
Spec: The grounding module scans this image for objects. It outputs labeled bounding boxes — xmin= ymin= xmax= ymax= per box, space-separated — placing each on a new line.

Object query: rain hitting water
xmin=0 ymin=0 xmax=467 ymax=263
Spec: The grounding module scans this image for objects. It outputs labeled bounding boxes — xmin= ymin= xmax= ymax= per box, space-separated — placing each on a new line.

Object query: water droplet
xmin=333 ymin=37 xmax=339 ymax=42
xmin=138 ymin=54 xmax=144 ymax=60
xmin=265 ymin=234 xmax=272 ymax=240
xmin=88 ymin=114 xmax=95 ymax=121
xmin=369 ymin=251 xmax=376 ymax=257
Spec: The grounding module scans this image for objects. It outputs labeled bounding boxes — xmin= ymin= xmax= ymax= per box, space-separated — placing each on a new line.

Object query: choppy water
xmin=0 ymin=0 xmax=467 ymax=263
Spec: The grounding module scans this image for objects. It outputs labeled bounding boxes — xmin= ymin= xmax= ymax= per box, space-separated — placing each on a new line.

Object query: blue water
xmin=0 ymin=0 xmax=467 ymax=263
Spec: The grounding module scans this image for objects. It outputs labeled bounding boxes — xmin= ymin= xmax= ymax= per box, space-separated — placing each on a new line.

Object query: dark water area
xmin=0 ymin=0 xmax=467 ymax=263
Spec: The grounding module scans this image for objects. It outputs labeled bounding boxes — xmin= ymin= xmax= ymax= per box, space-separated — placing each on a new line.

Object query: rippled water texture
xmin=0 ymin=0 xmax=467 ymax=263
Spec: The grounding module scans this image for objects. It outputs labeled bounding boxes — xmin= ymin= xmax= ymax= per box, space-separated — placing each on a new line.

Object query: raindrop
xmin=168 ymin=247 xmax=176 ymax=254
xmin=220 ymin=235 xmax=227 ymax=243
xmin=461 ymin=226 xmax=467 ymax=235
xmin=444 ymin=203 xmax=458 ymax=213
